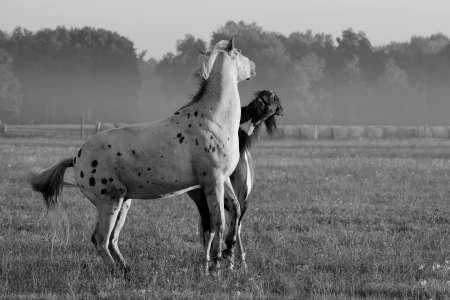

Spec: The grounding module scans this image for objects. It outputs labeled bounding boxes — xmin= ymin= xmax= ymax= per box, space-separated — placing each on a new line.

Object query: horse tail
xmin=28 ymin=157 xmax=77 ymax=209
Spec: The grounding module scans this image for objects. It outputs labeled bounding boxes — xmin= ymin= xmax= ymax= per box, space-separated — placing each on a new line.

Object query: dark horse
xmin=188 ymin=89 xmax=283 ymax=269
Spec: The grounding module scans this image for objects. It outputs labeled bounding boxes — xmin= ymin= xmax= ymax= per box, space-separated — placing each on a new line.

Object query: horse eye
xmin=237 ymin=49 xmax=242 ymax=53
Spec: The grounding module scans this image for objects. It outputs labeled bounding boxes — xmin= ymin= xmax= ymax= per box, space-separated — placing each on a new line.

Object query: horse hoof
xmin=208 ymin=269 xmax=221 ymax=277
xmin=123 ymin=266 xmax=131 ymax=281
xmin=242 ymin=262 xmax=248 ymax=272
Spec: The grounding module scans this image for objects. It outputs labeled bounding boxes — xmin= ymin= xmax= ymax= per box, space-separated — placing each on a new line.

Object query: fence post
xmin=96 ymin=121 xmax=101 ymax=134
xmin=314 ymin=125 xmax=318 ymax=140
xmin=80 ymin=116 xmax=84 ymax=140
xmin=1 ymin=122 xmax=6 ymax=135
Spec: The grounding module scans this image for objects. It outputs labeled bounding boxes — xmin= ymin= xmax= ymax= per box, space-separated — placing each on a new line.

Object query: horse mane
xmin=240 ymin=91 xmax=281 ymax=151
xmin=177 ymin=41 xmax=229 ymax=110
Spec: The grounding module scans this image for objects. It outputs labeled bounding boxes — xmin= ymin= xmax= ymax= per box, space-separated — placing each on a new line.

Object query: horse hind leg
xmin=108 ymin=198 xmax=132 ymax=277
xmin=187 ymin=189 xmax=210 ymax=247
xmin=236 ymin=222 xmax=248 ymax=271
xmin=91 ymin=197 xmax=125 ymax=275
xmin=222 ymin=178 xmax=241 ymax=270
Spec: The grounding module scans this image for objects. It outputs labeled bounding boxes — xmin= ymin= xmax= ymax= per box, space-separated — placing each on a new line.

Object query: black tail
xmin=28 ymin=158 xmax=77 ymax=208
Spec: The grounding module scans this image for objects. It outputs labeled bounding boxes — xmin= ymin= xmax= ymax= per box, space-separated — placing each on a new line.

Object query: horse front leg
xmin=203 ymin=179 xmax=227 ymax=276
xmin=222 ymin=177 xmax=241 ymax=270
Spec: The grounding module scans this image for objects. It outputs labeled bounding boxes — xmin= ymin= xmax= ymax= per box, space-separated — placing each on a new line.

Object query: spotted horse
xmin=28 ymin=37 xmax=255 ymax=277
xmin=188 ymin=90 xmax=283 ymax=270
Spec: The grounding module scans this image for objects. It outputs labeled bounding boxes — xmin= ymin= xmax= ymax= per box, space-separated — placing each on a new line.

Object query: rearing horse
xmin=189 ymin=90 xmax=283 ymax=270
xmin=28 ymin=37 xmax=255 ymax=276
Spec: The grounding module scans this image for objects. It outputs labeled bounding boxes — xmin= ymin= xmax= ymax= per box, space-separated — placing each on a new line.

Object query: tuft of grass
xmin=2 ymin=137 xmax=450 ymax=299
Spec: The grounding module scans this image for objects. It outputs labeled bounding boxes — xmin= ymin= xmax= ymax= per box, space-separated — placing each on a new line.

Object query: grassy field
xmin=2 ymin=137 xmax=450 ymax=299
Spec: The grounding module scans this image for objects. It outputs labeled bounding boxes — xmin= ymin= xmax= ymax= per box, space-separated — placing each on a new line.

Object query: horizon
xmin=1 ymin=0 xmax=449 ymax=60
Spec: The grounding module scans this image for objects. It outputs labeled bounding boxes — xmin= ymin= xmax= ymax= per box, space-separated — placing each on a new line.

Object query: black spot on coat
xmin=101 ymin=189 xmax=107 ymax=195
xmin=102 ymin=179 xmax=107 ymax=184
xmin=108 ymin=145 xmax=111 ymax=148
xmin=177 ymin=133 xmax=182 ymax=138
xmin=194 ymin=111 xmax=198 ymax=117
xmin=109 ymin=178 xmax=113 ymax=182
xmin=117 ymin=152 xmax=122 ymax=156
xmin=179 ymin=137 xmax=184 ymax=143
xmin=89 ymin=178 xmax=96 ymax=186
xmin=92 ymin=169 xmax=96 ymax=174
xmin=80 ymin=171 xmax=84 ymax=178
xmin=78 ymin=148 xmax=82 ymax=157
xmin=91 ymin=160 xmax=98 ymax=168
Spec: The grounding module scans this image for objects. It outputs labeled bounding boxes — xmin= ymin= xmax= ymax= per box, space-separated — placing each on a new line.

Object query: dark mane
xmin=177 ymin=77 xmax=208 ymax=111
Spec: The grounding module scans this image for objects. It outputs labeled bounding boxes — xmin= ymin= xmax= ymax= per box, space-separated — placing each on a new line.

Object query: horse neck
xmin=238 ymin=129 xmax=251 ymax=153
xmin=201 ymin=55 xmax=240 ymax=129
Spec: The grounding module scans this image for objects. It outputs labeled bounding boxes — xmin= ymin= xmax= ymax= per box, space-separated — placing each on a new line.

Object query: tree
xmin=156 ymin=35 xmax=206 ymax=103
xmin=210 ymin=21 xmax=291 ymax=100
xmin=291 ymin=53 xmax=332 ymax=123
xmin=340 ymin=55 xmax=371 ymax=125
xmin=0 ymin=26 xmax=141 ymax=124
xmin=374 ymin=57 xmax=410 ymax=125
xmin=135 ymin=56 xmax=180 ymax=123
xmin=0 ymin=49 xmax=22 ymax=122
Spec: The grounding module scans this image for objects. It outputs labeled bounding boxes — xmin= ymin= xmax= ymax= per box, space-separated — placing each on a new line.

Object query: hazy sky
xmin=1 ymin=0 xmax=449 ymax=59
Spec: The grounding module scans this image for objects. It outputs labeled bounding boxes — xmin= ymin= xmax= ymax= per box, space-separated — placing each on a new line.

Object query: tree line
xmin=1 ymin=22 xmax=449 ymax=126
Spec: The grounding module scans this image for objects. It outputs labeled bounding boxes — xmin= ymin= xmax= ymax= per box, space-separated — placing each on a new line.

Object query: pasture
xmin=2 ymin=137 xmax=450 ymax=299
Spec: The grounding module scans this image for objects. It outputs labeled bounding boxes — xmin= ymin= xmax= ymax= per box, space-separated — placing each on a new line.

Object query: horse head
xmin=240 ymin=90 xmax=283 ymax=138
xmin=198 ymin=37 xmax=256 ymax=83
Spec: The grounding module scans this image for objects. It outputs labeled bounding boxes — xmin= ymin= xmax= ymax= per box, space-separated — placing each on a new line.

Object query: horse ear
xmin=225 ymin=36 xmax=235 ymax=51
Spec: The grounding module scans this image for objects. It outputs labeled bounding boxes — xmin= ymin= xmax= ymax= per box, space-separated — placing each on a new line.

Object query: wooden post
xmin=424 ymin=124 xmax=427 ymax=138
xmin=314 ymin=125 xmax=318 ymax=140
xmin=96 ymin=121 xmax=102 ymax=134
xmin=1 ymin=122 xmax=6 ymax=135
xmin=80 ymin=116 xmax=84 ymax=140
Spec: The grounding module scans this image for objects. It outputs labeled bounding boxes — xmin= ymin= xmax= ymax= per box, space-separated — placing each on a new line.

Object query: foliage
xmin=1 ymin=23 xmax=450 ymax=126
xmin=0 ymin=49 xmax=22 ymax=122
xmin=153 ymin=23 xmax=450 ymax=126
xmin=0 ymin=26 xmax=140 ymax=124
xmin=155 ymin=34 xmax=206 ymax=102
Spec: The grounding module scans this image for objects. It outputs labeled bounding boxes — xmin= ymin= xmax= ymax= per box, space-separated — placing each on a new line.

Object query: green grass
xmin=2 ymin=137 xmax=450 ymax=299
